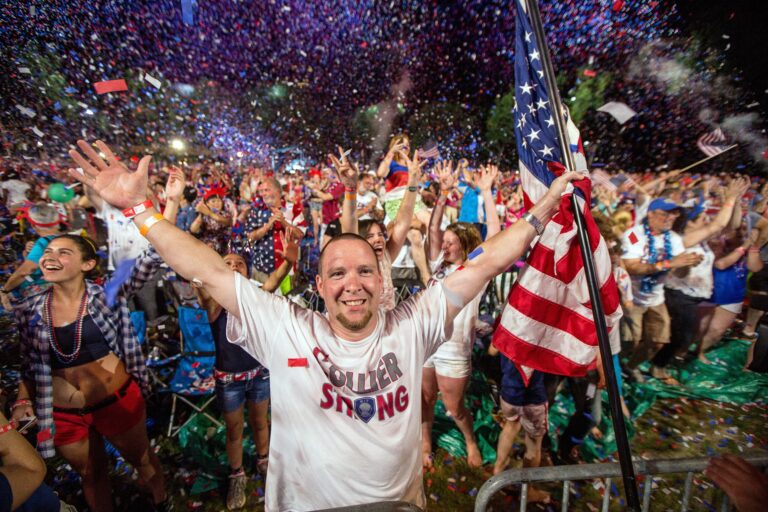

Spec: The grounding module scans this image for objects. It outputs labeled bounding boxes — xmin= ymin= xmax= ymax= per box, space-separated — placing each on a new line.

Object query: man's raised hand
xmin=68 ymin=140 xmax=150 ymax=209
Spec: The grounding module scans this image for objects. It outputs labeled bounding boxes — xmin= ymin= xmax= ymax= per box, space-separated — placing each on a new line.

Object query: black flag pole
xmin=523 ymin=0 xmax=641 ymax=509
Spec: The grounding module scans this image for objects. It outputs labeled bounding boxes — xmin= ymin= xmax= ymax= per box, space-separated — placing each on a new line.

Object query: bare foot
xmin=650 ymin=365 xmax=671 ymax=380
xmin=698 ymin=354 xmax=712 ymax=365
xmin=466 ymin=442 xmax=483 ymax=468
xmin=527 ymin=486 xmax=551 ymax=504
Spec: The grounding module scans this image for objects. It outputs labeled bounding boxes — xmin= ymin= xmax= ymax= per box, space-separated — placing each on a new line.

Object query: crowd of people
xmin=0 ymin=133 xmax=766 ymax=511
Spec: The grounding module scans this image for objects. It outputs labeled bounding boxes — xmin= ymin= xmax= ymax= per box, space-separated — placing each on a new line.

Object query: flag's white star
xmin=520 ymin=82 xmax=533 ymax=95
xmin=536 ymin=99 xmax=549 ymax=110
xmin=529 ymin=49 xmax=540 ymax=61
xmin=521 ymin=139 xmax=528 ymax=149
xmin=527 ymin=103 xmax=537 ymax=114
xmin=540 ymin=144 xmax=554 ymax=157
xmin=525 ymin=31 xmax=532 ymax=43
xmin=526 ymin=128 xmax=541 ymax=142
xmin=537 ymin=70 xmax=544 ymax=79
xmin=545 ymin=116 xmax=555 ymax=128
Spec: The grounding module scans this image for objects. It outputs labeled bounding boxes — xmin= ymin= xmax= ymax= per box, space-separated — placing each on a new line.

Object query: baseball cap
xmin=648 ymin=197 xmax=681 ymax=212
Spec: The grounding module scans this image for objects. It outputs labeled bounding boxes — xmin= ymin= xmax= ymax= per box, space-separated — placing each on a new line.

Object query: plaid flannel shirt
xmin=16 ymin=247 xmax=162 ymax=458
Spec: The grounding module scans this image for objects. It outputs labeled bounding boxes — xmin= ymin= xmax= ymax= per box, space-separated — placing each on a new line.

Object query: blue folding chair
xmin=161 ymin=306 xmax=222 ymax=437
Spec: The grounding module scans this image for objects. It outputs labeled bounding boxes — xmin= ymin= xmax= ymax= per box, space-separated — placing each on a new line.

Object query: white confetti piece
xmin=32 ymin=126 xmax=44 ymax=137
xmin=15 ymin=104 xmax=36 ymax=118
xmin=144 ymin=73 xmax=161 ymax=88
xmin=18 ymin=67 xmax=31 ymax=74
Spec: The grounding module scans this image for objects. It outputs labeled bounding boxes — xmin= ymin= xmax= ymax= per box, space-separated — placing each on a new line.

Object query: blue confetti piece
xmin=181 ymin=0 xmax=195 ymax=25
xmin=104 ymin=258 xmax=136 ymax=307
xmin=468 ymin=247 xmax=484 ymax=260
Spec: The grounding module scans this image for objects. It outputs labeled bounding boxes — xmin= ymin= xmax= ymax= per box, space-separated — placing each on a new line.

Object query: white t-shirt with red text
xmin=227 ymin=272 xmax=448 ymax=511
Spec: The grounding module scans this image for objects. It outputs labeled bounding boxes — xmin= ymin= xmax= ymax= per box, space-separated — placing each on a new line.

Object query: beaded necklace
xmin=46 ymin=288 xmax=89 ymax=364
xmin=640 ymin=219 xmax=672 ymax=293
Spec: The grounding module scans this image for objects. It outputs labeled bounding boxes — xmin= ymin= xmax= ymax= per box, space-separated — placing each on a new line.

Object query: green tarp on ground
xmin=429 ymin=337 xmax=768 ymax=464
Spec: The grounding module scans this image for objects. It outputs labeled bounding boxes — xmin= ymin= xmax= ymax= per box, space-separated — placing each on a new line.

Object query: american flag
xmin=417 ymin=144 xmax=440 ymax=160
xmin=491 ymin=0 xmax=622 ymax=383
xmin=696 ymin=128 xmax=728 ymax=157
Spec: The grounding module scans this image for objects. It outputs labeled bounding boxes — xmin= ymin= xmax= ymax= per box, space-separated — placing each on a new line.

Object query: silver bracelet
xmin=522 ymin=212 xmax=545 ymax=236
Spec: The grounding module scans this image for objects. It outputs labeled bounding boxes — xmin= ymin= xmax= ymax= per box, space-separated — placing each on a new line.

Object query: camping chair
xmin=158 ymin=306 xmax=222 ymax=437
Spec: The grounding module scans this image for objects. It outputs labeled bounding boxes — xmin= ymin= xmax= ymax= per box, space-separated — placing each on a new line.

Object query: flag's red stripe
xmin=598 ymin=275 xmax=621 ymax=314
xmin=508 ymin=284 xmax=599 ymax=346
xmin=493 ymin=326 xmax=594 ymax=377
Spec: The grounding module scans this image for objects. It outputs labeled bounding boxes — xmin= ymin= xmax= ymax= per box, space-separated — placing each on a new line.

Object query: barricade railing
xmin=318 ymin=501 xmax=422 ymax=511
xmin=474 ymin=454 xmax=768 ymax=512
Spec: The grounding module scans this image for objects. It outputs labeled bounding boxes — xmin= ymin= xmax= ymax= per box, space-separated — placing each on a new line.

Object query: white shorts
xmin=423 ymin=355 xmax=471 ymax=379
xmin=719 ymin=302 xmax=743 ymax=315
xmin=701 ymin=301 xmax=743 ymax=315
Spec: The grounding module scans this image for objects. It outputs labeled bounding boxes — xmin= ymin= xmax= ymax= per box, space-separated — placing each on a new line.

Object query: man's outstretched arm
xmin=68 ymin=140 xmax=240 ymax=318
xmin=442 ymin=172 xmax=585 ymax=323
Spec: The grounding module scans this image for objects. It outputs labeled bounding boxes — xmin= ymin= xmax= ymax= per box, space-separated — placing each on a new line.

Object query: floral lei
xmin=640 ymin=219 xmax=672 ymax=293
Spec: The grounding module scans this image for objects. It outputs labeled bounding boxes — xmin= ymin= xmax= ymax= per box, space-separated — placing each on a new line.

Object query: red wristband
xmin=10 ymin=399 xmax=31 ymax=410
xmin=0 ymin=422 xmax=15 ymax=436
xmin=122 ymin=199 xmax=154 ymax=219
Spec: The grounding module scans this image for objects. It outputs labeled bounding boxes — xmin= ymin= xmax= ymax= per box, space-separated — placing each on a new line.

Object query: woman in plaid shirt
xmin=11 ymin=234 xmax=171 ymax=512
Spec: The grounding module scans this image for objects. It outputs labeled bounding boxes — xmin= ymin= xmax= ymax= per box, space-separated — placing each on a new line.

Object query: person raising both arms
xmin=68 ymin=138 xmax=583 ymax=511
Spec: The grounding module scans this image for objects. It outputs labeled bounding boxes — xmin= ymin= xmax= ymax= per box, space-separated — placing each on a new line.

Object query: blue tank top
xmin=211 ymin=311 xmax=268 ymax=374
xmin=50 ymin=315 xmax=112 ymax=370
xmin=711 ymin=260 xmax=747 ymax=305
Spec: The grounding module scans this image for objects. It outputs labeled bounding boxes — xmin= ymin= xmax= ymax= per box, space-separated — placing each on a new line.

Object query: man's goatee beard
xmin=336 ymin=310 xmax=373 ymax=331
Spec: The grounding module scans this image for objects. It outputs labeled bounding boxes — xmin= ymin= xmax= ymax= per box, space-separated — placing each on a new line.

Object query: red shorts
xmin=53 ymin=379 xmax=145 ymax=447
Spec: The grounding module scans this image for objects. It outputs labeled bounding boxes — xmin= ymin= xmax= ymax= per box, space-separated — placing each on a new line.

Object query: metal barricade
xmin=317 ymin=501 xmax=422 ymax=512
xmin=474 ymin=454 xmax=768 ymax=512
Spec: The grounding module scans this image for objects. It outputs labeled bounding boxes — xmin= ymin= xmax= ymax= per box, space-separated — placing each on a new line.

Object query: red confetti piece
xmin=288 ymin=357 xmax=309 ymax=367
xmin=93 ymin=79 xmax=128 ymax=95
xmin=612 ymin=0 xmax=624 ymax=12
xmin=583 ymin=69 xmax=597 ymax=78
xmin=37 ymin=428 xmax=52 ymax=443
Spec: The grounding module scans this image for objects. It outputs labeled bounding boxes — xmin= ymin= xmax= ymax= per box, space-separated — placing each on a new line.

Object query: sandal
xmin=739 ymin=331 xmax=759 ymax=342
